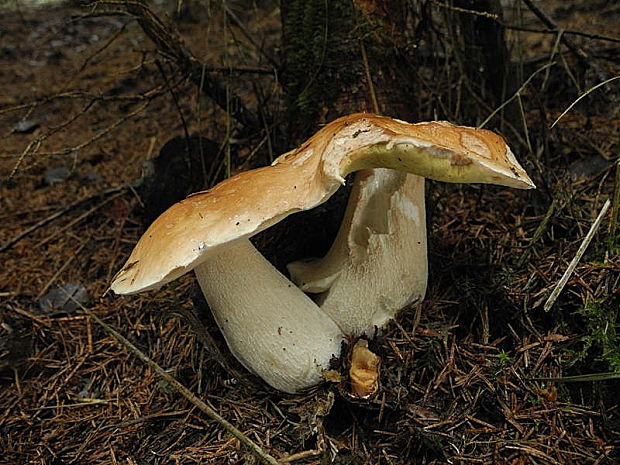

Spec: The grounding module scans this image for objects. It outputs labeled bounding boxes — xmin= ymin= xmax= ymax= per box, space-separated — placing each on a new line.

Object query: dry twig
xmin=521 ymin=0 xmax=610 ymax=84
xmin=78 ymin=303 xmax=282 ymax=465
xmin=0 ymin=185 xmax=128 ymax=253
xmin=100 ymin=0 xmax=259 ymax=131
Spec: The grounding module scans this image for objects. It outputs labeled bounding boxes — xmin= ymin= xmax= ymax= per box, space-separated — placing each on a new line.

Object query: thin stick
xmin=280 ymin=449 xmax=322 ymax=463
xmin=544 ymin=199 xmax=611 ymax=312
xmin=502 ymin=24 xmax=620 ymax=44
xmin=430 ymin=0 xmax=498 ymax=20
xmin=0 ymin=185 xmax=126 ymax=253
xmin=80 ymin=304 xmax=281 ymax=465
xmin=520 ymin=0 xmax=609 ymax=83
xmin=8 ymin=100 xmax=150 ymax=180
xmin=115 ymin=0 xmax=259 ymax=131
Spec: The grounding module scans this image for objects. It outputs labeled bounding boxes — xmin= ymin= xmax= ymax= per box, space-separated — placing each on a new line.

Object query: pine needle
xmin=76 ymin=301 xmax=281 ymax=465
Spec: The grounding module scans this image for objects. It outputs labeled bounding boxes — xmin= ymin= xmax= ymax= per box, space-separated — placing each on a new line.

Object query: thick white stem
xmin=287 ymin=170 xmax=372 ymax=294
xmin=194 ymin=238 xmax=343 ymax=393
xmin=289 ymin=170 xmax=427 ymax=336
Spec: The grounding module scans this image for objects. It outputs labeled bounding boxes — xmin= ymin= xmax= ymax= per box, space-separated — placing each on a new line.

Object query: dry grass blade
xmin=544 ymin=199 xmax=612 ymax=312
xmin=478 ymin=62 xmax=555 ymax=129
xmin=550 ymin=75 xmax=620 ymax=129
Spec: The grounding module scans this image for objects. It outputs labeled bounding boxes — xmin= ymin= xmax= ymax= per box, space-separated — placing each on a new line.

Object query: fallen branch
xmin=79 ymin=302 xmax=282 ymax=465
xmin=8 ymin=100 xmax=152 ymax=180
xmin=503 ymin=24 xmax=620 ymax=44
xmin=99 ymin=0 xmax=259 ymax=131
xmin=521 ymin=0 xmax=610 ymax=84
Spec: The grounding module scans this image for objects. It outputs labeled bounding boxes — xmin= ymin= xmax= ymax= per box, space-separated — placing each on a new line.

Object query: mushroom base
xmin=194 ymin=238 xmax=344 ymax=393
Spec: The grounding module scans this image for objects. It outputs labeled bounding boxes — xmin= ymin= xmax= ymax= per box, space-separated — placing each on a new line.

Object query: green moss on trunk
xmin=281 ymin=0 xmax=416 ymax=142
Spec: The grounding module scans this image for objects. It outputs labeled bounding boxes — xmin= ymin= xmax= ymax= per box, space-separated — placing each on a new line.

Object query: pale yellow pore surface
xmin=111 ymin=113 xmax=534 ymax=294
xmin=340 ymin=119 xmax=534 ymax=188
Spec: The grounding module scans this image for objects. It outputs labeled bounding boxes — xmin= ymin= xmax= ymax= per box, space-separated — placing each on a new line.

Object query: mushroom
xmin=349 ymin=339 xmax=381 ymax=399
xmin=288 ymin=169 xmax=428 ymax=335
xmin=288 ymin=120 xmax=534 ymax=336
xmin=111 ymin=113 xmax=534 ymax=393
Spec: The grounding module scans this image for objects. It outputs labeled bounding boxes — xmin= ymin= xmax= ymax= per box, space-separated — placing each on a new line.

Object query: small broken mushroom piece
xmin=289 ymin=117 xmax=534 ymax=336
xmin=111 ymin=113 xmax=534 ymax=393
xmin=349 ymin=339 xmax=381 ymax=399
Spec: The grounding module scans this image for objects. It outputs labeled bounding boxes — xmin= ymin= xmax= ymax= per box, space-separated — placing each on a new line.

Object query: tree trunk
xmin=452 ymin=0 xmax=509 ymax=106
xmin=281 ymin=0 xmax=416 ymax=142
xmin=256 ymin=1 xmax=420 ymax=271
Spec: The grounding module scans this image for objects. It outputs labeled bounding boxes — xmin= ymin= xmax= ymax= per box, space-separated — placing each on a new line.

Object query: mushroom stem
xmin=289 ymin=169 xmax=427 ymax=335
xmin=193 ymin=238 xmax=343 ymax=393
xmin=287 ymin=169 xmax=376 ymax=294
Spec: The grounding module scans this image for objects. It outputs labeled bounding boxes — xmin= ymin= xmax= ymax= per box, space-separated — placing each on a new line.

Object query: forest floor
xmin=0 ymin=1 xmax=618 ymax=464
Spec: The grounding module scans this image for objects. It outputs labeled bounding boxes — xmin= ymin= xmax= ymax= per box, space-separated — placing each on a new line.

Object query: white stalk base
xmin=194 ymin=238 xmax=344 ymax=393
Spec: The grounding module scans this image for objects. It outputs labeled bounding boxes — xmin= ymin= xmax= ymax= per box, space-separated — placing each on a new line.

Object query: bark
xmin=281 ymin=0 xmax=416 ymax=142
xmin=452 ymin=0 xmax=509 ymax=105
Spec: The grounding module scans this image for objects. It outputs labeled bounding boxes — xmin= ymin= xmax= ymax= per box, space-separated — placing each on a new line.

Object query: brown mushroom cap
xmin=111 ymin=113 xmax=534 ymax=295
